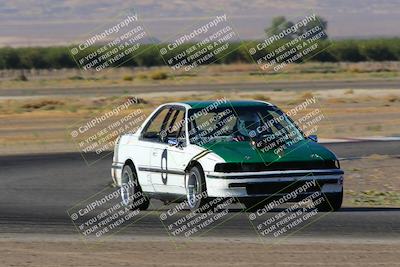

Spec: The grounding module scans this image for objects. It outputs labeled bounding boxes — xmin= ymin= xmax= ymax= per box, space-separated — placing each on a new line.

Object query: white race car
xmin=111 ymin=100 xmax=344 ymax=211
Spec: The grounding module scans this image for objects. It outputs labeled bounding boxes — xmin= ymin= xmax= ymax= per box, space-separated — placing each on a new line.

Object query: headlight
xmin=335 ymin=159 xmax=341 ymax=169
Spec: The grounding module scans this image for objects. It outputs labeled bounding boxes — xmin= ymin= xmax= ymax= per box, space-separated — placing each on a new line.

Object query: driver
xmin=233 ymin=112 xmax=261 ymax=141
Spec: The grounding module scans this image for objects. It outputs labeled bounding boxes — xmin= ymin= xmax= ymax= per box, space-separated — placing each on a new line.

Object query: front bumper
xmin=205 ymin=169 xmax=344 ymax=198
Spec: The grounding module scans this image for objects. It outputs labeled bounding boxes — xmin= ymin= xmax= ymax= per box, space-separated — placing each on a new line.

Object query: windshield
xmin=187 ymin=105 xmax=304 ymax=146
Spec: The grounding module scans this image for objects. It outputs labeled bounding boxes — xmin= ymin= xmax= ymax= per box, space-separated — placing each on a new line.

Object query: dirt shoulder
xmin=1 ymin=235 xmax=399 ymax=267
xmin=2 ymin=62 xmax=399 ymax=91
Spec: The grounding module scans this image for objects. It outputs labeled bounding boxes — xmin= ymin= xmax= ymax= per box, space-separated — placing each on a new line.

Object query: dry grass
xmin=0 ymin=62 xmax=399 ymax=91
xmin=344 ymin=89 xmax=354 ymax=95
xmin=385 ymin=95 xmax=400 ymax=102
xmin=2 ymin=239 xmax=400 ymax=267
xmin=149 ymin=71 xmax=168 ymax=80
xmin=0 ymin=88 xmax=399 ymax=155
xmin=248 ymin=94 xmax=271 ymax=102
xmin=122 ymin=75 xmax=133 ymax=81
xmin=342 ymin=156 xmax=400 ymax=206
xmin=327 ymin=97 xmax=347 ymax=104
xmin=298 ymin=91 xmax=314 ymax=101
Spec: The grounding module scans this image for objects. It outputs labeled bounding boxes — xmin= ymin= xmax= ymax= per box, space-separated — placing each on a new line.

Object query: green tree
xmin=265 ymin=16 xmax=294 ymax=39
xmin=265 ymin=15 xmax=328 ymax=40
xmin=359 ymin=41 xmax=395 ymax=61
xmin=298 ymin=16 xmax=328 ymax=40
xmin=1 ymin=47 xmax=21 ymax=69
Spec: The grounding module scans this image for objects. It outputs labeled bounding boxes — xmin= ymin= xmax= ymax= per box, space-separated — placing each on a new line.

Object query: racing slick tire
xmin=121 ymin=164 xmax=150 ymax=211
xmin=316 ymin=190 xmax=343 ymax=212
xmin=186 ymin=166 xmax=211 ymax=212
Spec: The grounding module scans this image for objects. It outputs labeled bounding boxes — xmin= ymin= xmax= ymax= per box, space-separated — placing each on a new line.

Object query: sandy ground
xmin=1 ymin=62 xmax=399 ymax=90
xmin=341 ymin=156 xmax=400 ymax=206
xmin=1 ymin=235 xmax=399 ymax=267
xmin=1 ymin=88 xmax=400 ymax=155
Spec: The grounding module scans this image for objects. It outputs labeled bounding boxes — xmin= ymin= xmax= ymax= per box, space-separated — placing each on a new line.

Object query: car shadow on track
xmin=220 ymin=207 xmax=400 ymax=213
xmin=336 ymin=207 xmax=400 ymax=212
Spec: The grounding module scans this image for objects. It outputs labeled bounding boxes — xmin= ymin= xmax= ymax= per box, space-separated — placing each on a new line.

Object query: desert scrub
xmin=366 ymin=125 xmax=382 ymax=132
xmin=150 ymin=71 xmax=168 ymax=80
xmin=21 ymin=99 xmax=64 ymax=111
xmin=14 ymin=73 xmax=28 ymax=81
xmin=123 ymin=75 xmax=133 ymax=81
xmin=385 ymin=95 xmax=400 ymax=102
xmin=299 ymin=91 xmax=314 ymax=101
xmin=347 ymin=190 xmax=400 ymax=206
xmin=135 ymin=73 xmax=148 ymax=79
xmin=69 ymin=75 xmax=84 ymax=80
xmin=250 ymin=94 xmax=271 ymax=102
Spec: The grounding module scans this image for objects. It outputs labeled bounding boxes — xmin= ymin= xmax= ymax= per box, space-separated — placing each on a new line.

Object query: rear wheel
xmin=121 ymin=164 xmax=150 ymax=211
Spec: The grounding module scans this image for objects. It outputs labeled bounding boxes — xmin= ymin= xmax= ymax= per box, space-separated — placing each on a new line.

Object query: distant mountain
xmin=0 ymin=0 xmax=399 ymax=46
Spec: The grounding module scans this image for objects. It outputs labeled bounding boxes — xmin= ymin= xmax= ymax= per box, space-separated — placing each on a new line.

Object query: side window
xmin=141 ymin=108 xmax=171 ymax=141
xmin=164 ymin=109 xmax=186 ymax=146
xmin=141 ymin=107 xmax=186 ymax=145
xmin=165 ymin=110 xmax=184 ymax=137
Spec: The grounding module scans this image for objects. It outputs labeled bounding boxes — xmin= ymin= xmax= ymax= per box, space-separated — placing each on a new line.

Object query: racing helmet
xmin=236 ymin=112 xmax=261 ymax=137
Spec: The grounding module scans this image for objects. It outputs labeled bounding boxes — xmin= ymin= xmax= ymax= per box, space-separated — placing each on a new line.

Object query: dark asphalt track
xmin=0 ymin=140 xmax=399 ymax=239
xmin=1 ymin=79 xmax=400 ymax=97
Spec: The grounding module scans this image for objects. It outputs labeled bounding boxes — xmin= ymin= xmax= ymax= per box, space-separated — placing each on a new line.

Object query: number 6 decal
xmin=161 ymin=148 xmax=168 ymax=185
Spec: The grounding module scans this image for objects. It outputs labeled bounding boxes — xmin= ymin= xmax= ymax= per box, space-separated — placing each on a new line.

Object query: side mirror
xmin=176 ymin=139 xmax=185 ymax=148
xmin=159 ymin=132 xmax=167 ymax=143
xmin=168 ymin=138 xmax=185 ymax=148
xmin=308 ymin=135 xmax=318 ymax=142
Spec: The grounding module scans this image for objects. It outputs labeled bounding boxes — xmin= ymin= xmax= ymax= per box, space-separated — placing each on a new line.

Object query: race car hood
xmin=201 ymin=139 xmax=337 ymax=164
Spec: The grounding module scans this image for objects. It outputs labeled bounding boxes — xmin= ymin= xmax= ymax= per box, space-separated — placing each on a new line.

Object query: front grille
xmin=215 ymin=160 xmax=337 ymax=173
xmin=230 ymin=179 xmax=338 ymax=195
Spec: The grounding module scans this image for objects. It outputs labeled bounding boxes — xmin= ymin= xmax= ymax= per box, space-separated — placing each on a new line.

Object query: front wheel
xmin=316 ymin=190 xmax=343 ymax=212
xmin=186 ymin=166 xmax=209 ymax=211
xmin=121 ymin=164 xmax=150 ymax=211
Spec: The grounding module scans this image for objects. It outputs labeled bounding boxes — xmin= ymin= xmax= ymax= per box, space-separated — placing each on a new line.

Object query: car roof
xmin=181 ymin=100 xmax=273 ymax=109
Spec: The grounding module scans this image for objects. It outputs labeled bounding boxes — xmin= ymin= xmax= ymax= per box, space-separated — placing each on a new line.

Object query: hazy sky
xmin=0 ymin=0 xmax=399 ymax=46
